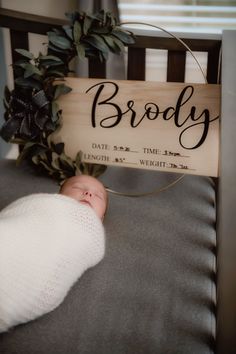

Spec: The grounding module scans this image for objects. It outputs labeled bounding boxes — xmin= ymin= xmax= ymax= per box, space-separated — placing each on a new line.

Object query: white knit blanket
xmin=0 ymin=193 xmax=105 ymax=333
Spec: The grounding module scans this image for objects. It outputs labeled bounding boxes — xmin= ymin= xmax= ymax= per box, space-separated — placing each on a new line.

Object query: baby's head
xmin=60 ymin=175 xmax=107 ymax=220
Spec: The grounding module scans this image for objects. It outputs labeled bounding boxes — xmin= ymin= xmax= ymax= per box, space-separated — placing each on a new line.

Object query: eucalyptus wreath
xmin=0 ymin=10 xmax=135 ymax=182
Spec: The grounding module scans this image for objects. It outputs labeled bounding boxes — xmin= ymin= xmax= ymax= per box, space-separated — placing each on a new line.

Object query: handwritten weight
xmin=86 ymin=81 xmax=219 ymax=150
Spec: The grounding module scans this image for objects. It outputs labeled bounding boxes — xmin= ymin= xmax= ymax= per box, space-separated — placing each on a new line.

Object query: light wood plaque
xmin=54 ymin=77 xmax=220 ymax=177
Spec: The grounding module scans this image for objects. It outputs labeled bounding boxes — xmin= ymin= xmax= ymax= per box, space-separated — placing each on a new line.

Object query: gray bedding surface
xmin=0 ymin=159 xmax=216 ymax=354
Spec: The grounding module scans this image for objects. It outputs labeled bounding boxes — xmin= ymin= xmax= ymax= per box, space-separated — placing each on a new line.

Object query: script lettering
xmin=86 ymin=81 xmax=219 ymax=150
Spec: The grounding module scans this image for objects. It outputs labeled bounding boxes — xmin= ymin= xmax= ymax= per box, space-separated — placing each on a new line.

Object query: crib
xmin=0 ymin=7 xmax=236 ymax=354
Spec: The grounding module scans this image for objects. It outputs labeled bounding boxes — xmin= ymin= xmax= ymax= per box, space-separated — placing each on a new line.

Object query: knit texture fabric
xmin=0 ymin=193 xmax=105 ymax=333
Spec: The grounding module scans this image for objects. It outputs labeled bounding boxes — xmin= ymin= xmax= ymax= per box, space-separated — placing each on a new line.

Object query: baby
xmin=0 ymin=175 xmax=107 ymax=333
xmin=60 ymin=174 xmax=107 ymax=220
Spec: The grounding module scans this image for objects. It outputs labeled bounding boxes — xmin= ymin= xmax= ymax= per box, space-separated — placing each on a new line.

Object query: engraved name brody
xmin=86 ymin=81 xmax=219 ymax=150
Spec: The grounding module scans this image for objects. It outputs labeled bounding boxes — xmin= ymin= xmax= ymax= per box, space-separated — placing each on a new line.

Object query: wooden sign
xmin=55 ymin=78 xmax=220 ymax=177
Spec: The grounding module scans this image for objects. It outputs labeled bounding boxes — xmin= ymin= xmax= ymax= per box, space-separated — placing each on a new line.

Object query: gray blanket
xmin=0 ymin=159 xmax=216 ymax=354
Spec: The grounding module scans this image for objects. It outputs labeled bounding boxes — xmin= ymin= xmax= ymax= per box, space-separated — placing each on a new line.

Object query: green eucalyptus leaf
xmin=4 ymin=86 xmax=11 ymax=103
xmin=40 ymin=60 xmax=63 ymax=68
xmin=92 ymin=26 xmax=110 ymax=35
xmin=31 ymin=144 xmax=48 ymax=157
xmin=35 ymin=159 xmax=53 ymax=172
xmin=54 ymin=84 xmax=72 ymax=99
xmin=15 ymin=77 xmax=42 ymax=90
xmin=48 ymin=32 xmax=71 ymax=50
xmin=16 ymin=142 xmax=36 ymax=166
xmin=17 ymin=63 xmax=28 ymax=69
xmin=90 ymin=163 xmax=107 ymax=178
xmin=51 ymin=28 xmax=64 ymax=36
xmin=51 ymin=152 xmax=61 ymax=170
xmin=59 ymin=152 xmax=75 ymax=171
xmin=93 ymin=9 xmax=105 ymax=22
xmin=83 ymin=16 xmax=92 ymax=35
xmin=48 ymin=43 xmax=66 ymax=53
xmin=31 ymin=155 xmax=40 ymax=165
xmin=80 ymin=162 xmax=90 ymax=175
xmin=10 ymin=138 xmax=27 ymax=145
xmin=75 ymin=151 xmax=83 ymax=167
xmin=45 ymin=120 xmax=58 ymax=131
xmin=3 ymin=98 xmax=9 ymax=110
xmin=101 ymin=50 xmax=108 ymax=61
xmin=65 ymin=12 xmax=76 ymax=23
xmin=24 ymin=64 xmax=42 ymax=78
xmin=73 ymin=21 xmax=82 ymax=43
xmin=17 ymin=142 xmax=48 ymax=166
xmin=63 ymin=25 xmax=73 ymax=40
xmin=51 ymin=101 xmax=60 ymax=121
xmin=111 ymin=35 xmax=125 ymax=52
xmin=14 ymin=59 xmax=31 ymax=66
xmin=108 ymin=13 xmax=116 ymax=27
xmin=46 ymin=70 xmax=64 ymax=77
xmin=84 ymin=34 xmax=109 ymax=54
xmin=51 ymin=141 xmax=65 ymax=155
xmin=102 ymin=35 xmax=118 ymax=52
xmin=39 ymin=55 xmax=63 ymax=62
xmin=15 ymin=48 xmax=34 ymax=59
xmin=112 ymin=29 xmax=135 ymax=44
xmin=76 ymin=43 xmax=85 ymax=60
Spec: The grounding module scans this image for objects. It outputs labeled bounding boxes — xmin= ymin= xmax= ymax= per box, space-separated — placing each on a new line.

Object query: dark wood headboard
xmin=0 ymin=8 xmax=221 ymax=83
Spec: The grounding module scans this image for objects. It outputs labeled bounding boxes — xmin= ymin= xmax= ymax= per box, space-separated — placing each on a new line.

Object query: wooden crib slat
xmin=10 ymin=29 xmax=29 ymax=64
xmin=88 ymin=58 xmax=106 ymax=79
xmin=127 ymin=47 xmax=145 ymax=80
xmin=167 ymin=50 xmax=186 ymax=82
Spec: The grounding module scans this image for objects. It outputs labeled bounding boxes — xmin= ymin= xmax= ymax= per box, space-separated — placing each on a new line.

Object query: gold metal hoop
xmin=106 ymin=22 xmax=209 ymax=197
xmin=106 ymin=174 xmax=185 ymax=197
